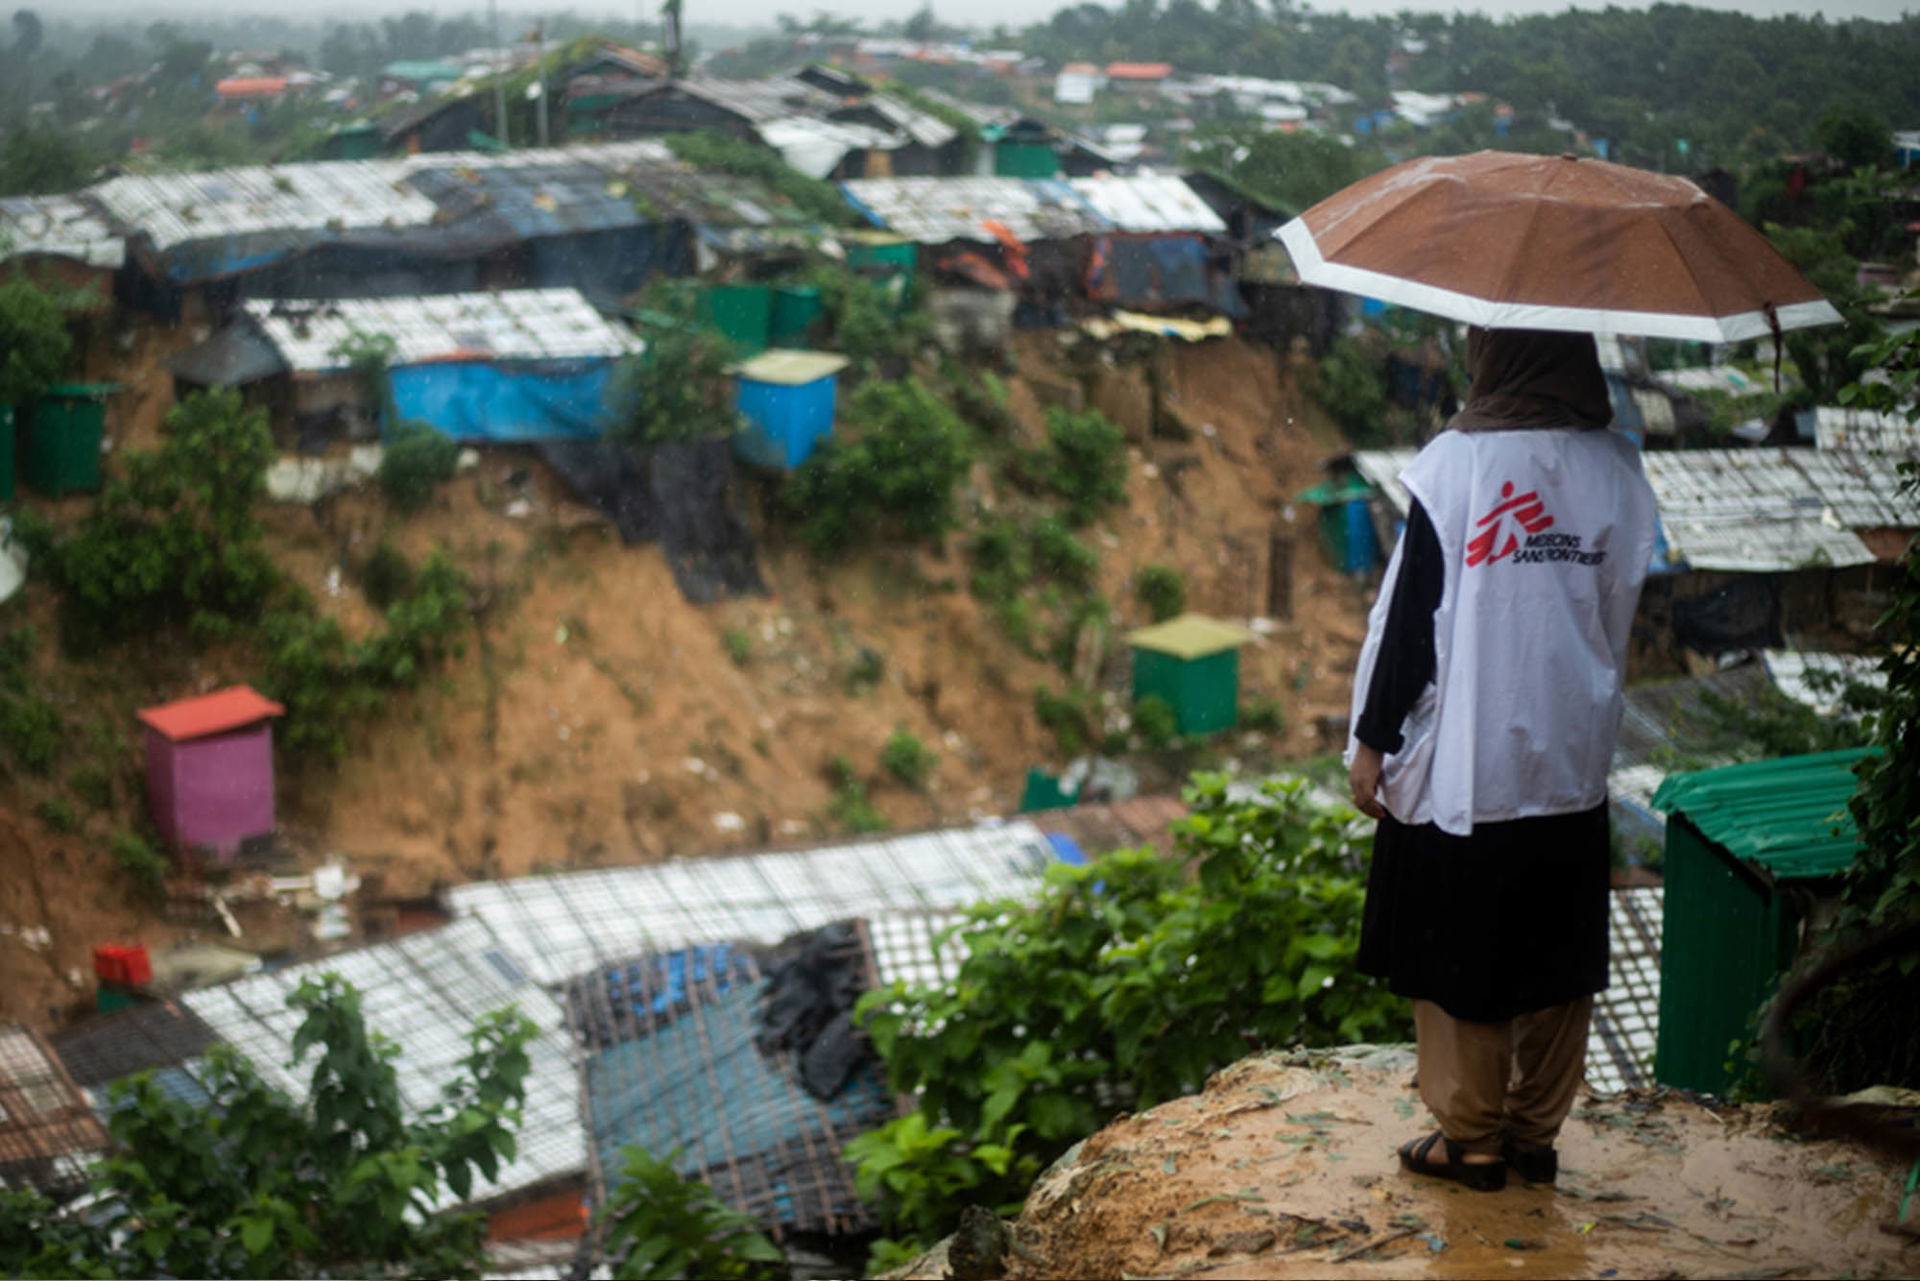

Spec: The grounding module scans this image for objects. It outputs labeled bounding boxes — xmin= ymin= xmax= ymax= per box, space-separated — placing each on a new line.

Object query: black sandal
xmin=1500 ymin=1139 xmax=1558 ymax=1184
xmin=1398 ymin=1131 xmax=1507 ymax=1191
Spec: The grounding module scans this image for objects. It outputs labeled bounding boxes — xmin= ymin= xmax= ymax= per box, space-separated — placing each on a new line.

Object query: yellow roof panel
xmin=1124 ymin=612 xmax=1254 ymax=659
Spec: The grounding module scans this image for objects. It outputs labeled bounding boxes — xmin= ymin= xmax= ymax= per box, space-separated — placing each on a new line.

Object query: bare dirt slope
xmin=916 ymin=1048 xmax=1916 ymax=1281
xmin=1 ymin=331 xmax=1375 ymax=1022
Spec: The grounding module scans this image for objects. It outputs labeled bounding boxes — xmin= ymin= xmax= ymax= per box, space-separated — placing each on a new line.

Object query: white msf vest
xmin=1349 ymin=429 xmax=1658 ymax=836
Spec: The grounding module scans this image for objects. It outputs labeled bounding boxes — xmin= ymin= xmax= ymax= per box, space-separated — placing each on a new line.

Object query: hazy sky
xmin=56 ymin=0 xmax=1917 ymax=35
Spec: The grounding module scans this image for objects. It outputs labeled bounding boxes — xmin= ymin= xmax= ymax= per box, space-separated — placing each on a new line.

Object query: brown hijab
xmin=1449 ymin=327 xmax=1613 ymax=432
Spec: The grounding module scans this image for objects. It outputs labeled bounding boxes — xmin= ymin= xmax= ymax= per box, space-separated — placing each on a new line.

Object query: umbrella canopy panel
xmin=1278 ymin=151 xmax=1840 ymax=342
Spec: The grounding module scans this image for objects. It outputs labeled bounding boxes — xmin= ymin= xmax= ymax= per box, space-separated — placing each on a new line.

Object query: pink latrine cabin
xmin=138 ymin=686 xmax=285 ymax=861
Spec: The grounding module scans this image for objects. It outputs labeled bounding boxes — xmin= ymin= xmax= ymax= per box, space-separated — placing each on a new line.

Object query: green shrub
xmin=360 ymin=540 xmax=415 ymax=609
xmin=721 ymin=627 xmax=752 ymax=667
xmin=0 ymin=275 xmax=73 ymax=407
xmin=1135 ymin=563 xmax=1186 ymax=622
xmin=613 ymin=283 xmax=745 ymax=447
xmin=379 ymin=422 xmax=460 ymax=513
xmin=967 ymin=517 xmax=1030 ymax=605
xmin=34 ymin=797 xmax=78 ymax=833
xmin=854 ymin=774 xmax=1402 ymax=1254
xmin=110 ymin=831 xmax=167 ymax=901
xmin=1034 ymin=684 xmax=1096 ymax=757
xmin=0 ymin=695 xmax=60 ymax=774
xmin=783 ymin=379 xmax=972 ymax=555
xmin=600 ymin=1146 xmax=784 ymax=1281
xmin=1030 ymin=517 xmax=1098 ymax=591
xmin=846 ymin=647 xmax=886 ymax=692
xmin=1041 ymin=407 xmax=1129 ymax=526
xmin=881 ymin=729 xmax=935 ymax=789
xmin=826 ymin=754 xmax=888 ymax=833
xmin=69 ymin=764 xmax=114 ymax=810
xmin=1315 ymin=334 xmax=1396 ymax=446
xmin=1242 ymin=696 xmax=1286 ymax=734
xmin=807 ymin=264 xmax=928 ymax=374
xmin=1132 ymin=693 xmax=1179 ymax=750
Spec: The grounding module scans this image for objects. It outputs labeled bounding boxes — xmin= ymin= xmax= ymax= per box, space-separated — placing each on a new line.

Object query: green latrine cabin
xmin=1650 ymin=748 xmax=1872 ymax=1096
xmin=1125 ymin=613 xmax=1255 ymax=737
xmin=26 ymin=383 xmax=117 ymax=498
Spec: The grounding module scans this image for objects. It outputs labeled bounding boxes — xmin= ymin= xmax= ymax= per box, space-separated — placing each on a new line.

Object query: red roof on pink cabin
xmin=216 ymin=77 xmax=290 ymax=100
xmin=138 ymin=686 xmax=285 ymax=741
xmin=1105 ymin=62 xmax=1173 ymax=80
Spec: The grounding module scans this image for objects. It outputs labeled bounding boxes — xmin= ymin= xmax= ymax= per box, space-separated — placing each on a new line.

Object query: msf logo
xmin=1466 ymin=481 xmax=1554 ymax=567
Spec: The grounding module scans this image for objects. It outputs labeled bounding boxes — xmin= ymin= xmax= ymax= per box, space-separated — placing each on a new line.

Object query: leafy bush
xmin=854 ymin=775 xmax=1400 ymax=1252
xmin=0 ymin=275 xmax=72 ymax=406
xmin=109 ymin=831 xmax=167 ymax=901
xmin=1132 ymin=693 xmax=1179 ymax=750
xmin=806 ymin=263 xmax=927 ymax=374
xmin=967 ymin=516 xmax=1030 ymax=605
xmin=826 ymin=754 xmax=888 ymax=834
xmin=600 ymin=1146 xmax=784 ymax=1281
xmin=1242 ymin=696 xmax=1286 ymax=734
xmin=846 ymin=646 xmax=886 ymax=692
xmin=1134 ymin=563 xmax=1186 ymax=622
xmin=39 ymin=389 xmax=279 ymax=651
xmin=783 ymin=379 xmax=972 ymax=555
xmin=0 ymin=695 xmax=59 ymax=775
xmin=1029 ymin=516 xmax=1098 ymax=591
xmin=0 ymin=975 xmax=536 ymax=1280
xmin=379 ymin=422 xmax=460 ymax=514
xmin=844 ymin=1114 xmax=1028 ymax=1270
xmin=1039 ymin=407 xmax=1129 ymax=526
xmin=34 ymin=797 xmax=77 ymax=833
xmin=613 ymin=285 xmax=746 ymax=447
xmin=1034 ymin=684 xmax=1096 ymax=757
xmin=664 ymin=130 xmax=855 ymax=227
xmin=1315 ymin=333 xmax=1396 ymax=445
xmin=881 ymin=728 xmax=935 ymax=789
xmin=70 ymin=764 xmax=114 ymax=810
xmin=721 ymin=627 xmax=752 ymax=667
xmin=359 ymin=540 xmax=415 ymax=609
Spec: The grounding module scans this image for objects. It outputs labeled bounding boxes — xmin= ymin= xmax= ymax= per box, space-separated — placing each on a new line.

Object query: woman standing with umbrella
xmin=1277 ymin=152 xmax=1841 ymax=1191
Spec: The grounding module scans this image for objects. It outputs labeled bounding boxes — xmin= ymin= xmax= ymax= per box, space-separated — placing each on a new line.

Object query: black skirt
xmin=1357 ymin=803 xmax=1611 ymax=1023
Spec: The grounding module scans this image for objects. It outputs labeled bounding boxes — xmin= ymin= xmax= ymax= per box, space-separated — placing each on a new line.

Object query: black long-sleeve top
xmin=1355 ymin=500 xmax=1445 ymax=755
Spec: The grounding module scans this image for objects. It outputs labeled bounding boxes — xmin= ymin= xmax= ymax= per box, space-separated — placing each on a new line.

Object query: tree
xmin=1814 ymin=104 xmax=1891 ymax=170
xmin=0 ymin=975 xmax=538 ymax=1280
xmin=0 ymin=273 xmax=71 ymax=406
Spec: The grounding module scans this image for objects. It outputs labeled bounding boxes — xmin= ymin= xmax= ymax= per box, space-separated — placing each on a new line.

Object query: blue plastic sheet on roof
xmin=602 ymin=944 xmax=754 ymax=1025
xmin=387 ymin=359 xmax=622 ymax=442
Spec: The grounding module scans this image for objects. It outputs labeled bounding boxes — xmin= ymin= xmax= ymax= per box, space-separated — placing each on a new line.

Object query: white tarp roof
xmin=246 ymin=289 xmax=640 ymax=371
xmin=91 ymin=160 xmax=440 ymax=253
xmin=1069 ymin=174 xmax=1225 ymax=233
xmin=842 ymin=174 xmax=1224 ymax=244
xmin=447 ymin=823 xmax=1055 ymax=988
xmin=1813 ymin=405 xmax=1920 ymax=458
xmin=1761 ymin=649 xmax=1887 ymax=715
xmin=180 ymin=918 xmax=582 ymax=1211
xmin=0 ymin=194 xmax=125 ymax=268
xmin=1641 ymin=447 xmax=1913 ymax=571
xmin=757 ymin=117 xmax=899 ymax=180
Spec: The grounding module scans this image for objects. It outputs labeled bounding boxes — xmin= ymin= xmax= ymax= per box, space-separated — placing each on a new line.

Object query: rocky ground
xmin=899 ymin=1047 xmax=1919 ymax=1281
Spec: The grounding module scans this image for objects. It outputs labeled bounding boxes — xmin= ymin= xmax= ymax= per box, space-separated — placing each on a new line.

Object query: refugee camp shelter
xmin=1650 ymin=748 xmax=1871 ymax=1095
xmin=1126 ymin=614 xmax=1256 ymax=736
xmin=731 ymin=350 xmax=849 ymax=469
xmin=138 ymin=686 xmax=284 ymax=858
xmin=0 ymin=1023 xmax=109 ymax=1199
xmin=232 ymin=290 xmax=641 ymax=443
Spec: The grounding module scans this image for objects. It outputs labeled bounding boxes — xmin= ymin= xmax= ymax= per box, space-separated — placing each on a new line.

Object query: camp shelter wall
xmin=387 ymin=359 xmax=623 ymax=442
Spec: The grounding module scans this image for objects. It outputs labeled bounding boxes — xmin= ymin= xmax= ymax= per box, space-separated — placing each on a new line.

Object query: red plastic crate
xmin=93 ymin=943 xmax=151 ymax=987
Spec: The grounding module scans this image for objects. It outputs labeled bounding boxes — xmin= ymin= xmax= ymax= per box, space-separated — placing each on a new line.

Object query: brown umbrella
xmin=1276 ymin=151 xmax=1841 ymax=342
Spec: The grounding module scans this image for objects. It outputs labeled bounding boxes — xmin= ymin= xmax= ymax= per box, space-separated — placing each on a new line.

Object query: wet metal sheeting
xmin=1814 ymin=406 xmax=1920 ymax=459
xmin=0 ymin=194 xmax=126 ymax=267
xmin=1760 ymin=648 xmax=1887 ymax=715
xmin=448 ymin=824 xmax=1055 ymax=989
xmin=0 ymin=1024 xmax=109 ymax=1198
xmin=1590 ymin=887 xmax=1663 ymax=1094
xmin=179 ymin=918 xmax=582 ymax=1212
xmin=246 ymin=289 xmax=641 ymax=370
xmin=841 ymin=174 xmax=1225 ymax=244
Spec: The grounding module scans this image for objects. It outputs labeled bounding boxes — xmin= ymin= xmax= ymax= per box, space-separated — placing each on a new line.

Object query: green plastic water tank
xmin=769 ymin=285 xmax=824 ymax=347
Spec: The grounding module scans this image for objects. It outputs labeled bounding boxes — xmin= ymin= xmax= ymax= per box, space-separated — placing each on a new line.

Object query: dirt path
xmin=975 ymin=1048 xmax=1915 ymax=1281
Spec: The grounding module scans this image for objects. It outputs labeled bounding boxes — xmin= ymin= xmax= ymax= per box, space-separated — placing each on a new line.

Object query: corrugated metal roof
xmin=0 ymin=194 xmax=125 ymax=268
xmin=856 ymin=94 xmax=958 ymax=149
xmin=1639 ymin=448 xmax=1904 ymax=571
xmin=756 ymin=117 xmax=900 ymax=181
xmin=1349 ymin=448 xmax=1418 ymax=518
xmin=91 ymin=160 xmax=441 ymax=253
xmin=842 ymin=174 xmax=1224 ymax=243
xmin=1760 ymin=649 xmax=1887 ymax=715
xmin=1650 ymin=747 xmax=1873 ymax=881
xmin=246 ymin=289 xmax=640 ymax=371
xmin=446 ymin=823 xmax=1056 ymax=988
xmin=1069 ymin=175 xmax=1225 ymax=233
xmin=1813 ymin=405 xmax=1920 ymax=459
xmin=180 ymin=917 xmax=582 ymax=1212
xmin=1590 ymin=886 xmax=1662 ymax=1093
xmin=667 ymin=76 xmax=840 ymax=124
xmin=0 ymin=1024 xmax=110 ymax=1197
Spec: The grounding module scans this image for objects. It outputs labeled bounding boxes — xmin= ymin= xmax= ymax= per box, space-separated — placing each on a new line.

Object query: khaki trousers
xmin=1412 ymin=996 xmax=1592 ymax=1156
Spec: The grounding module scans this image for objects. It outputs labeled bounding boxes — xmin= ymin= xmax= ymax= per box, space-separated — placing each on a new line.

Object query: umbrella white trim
xmin=1277 ymin=219 xmax=1843 ymax=342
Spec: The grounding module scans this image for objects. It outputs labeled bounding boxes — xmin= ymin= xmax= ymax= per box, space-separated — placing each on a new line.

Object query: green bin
xmin=1299 ymin=480 xmax=1379 ymax=573
xmin=994 ymin=141 xmax=1060 ymax=178
xmin=844 ymin=233 xmax=917 ymax=275
xmin=1650 ymin=749 xmax=1871 ymax=1095
xmin=769 ymin=285 xmax=824 ymax=347
xmin=696 ymin=284 xmax=772 ymax=357
xmin=0 ymin=405 xmax=13 ymax=501
xmin=27 ymin=383 xmax=116 ymax=498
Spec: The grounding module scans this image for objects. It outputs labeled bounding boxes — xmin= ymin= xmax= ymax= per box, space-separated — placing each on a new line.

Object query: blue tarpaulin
xmin=387 ymin=359 xmax=621 ymax=441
